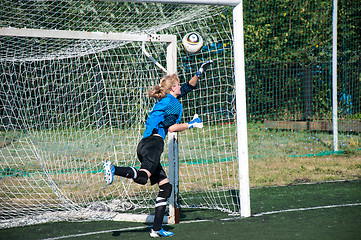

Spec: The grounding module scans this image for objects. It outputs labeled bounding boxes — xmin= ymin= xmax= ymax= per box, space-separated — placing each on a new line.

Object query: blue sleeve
xmin=178 ymin=82 xmax=196 ymax=99
xmin=163 ymin=97 xmax=183 ymax=127
xmin=162 ymin=115 xmax=178 ymax=128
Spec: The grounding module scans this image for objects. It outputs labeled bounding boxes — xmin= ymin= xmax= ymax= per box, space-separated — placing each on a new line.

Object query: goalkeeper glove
xmin=195 ymin=60 xmax=213 ymax=78
xmin=188 ymin=114 xmax=204 ymax=129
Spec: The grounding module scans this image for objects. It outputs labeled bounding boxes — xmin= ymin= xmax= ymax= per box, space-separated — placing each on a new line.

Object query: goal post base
xmin=168 ymin=207 xmax=180 ymax=224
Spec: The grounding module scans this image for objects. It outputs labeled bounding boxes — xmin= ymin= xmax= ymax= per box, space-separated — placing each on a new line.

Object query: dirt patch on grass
xmin=249 ymin=154 xmax=361 ymax=187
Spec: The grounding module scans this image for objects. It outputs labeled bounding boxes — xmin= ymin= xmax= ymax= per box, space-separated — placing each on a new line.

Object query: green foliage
xmin=243 ymin=0 xmax=332 ymax=63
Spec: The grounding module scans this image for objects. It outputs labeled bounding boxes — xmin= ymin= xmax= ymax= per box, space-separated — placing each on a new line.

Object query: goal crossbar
xmin=0 ymin=27 xmax=175 ymax=43
xmin=104 ymin=0 xmax=241 ymax=6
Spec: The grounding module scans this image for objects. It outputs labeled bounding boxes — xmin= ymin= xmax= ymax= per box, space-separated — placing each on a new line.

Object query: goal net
xmin=0 ymin=1 xmax=239 ymax=228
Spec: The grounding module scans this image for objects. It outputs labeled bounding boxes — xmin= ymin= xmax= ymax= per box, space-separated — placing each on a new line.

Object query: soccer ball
xmin=182 ymin=32 xmax=203 ymax=54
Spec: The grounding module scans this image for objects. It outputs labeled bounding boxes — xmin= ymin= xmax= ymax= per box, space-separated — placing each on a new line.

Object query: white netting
xmin=1 ymin=1 xmax=238 ymax=228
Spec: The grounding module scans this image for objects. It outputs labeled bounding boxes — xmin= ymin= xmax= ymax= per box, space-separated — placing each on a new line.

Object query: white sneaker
xmin=103 ymin=161 xmax=115 ymax=184
xmin=150 ymin=228 xmax=174 ymax=238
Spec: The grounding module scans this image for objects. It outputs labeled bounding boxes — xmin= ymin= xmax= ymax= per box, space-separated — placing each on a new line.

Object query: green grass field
xmin=1 ymin=180 xmax=360 ymax=240
xmin=1 ymin=124 xmax=360 ymax=239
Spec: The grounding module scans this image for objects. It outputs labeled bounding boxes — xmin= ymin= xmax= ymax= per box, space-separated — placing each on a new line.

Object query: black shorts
xmin=136 ymin=135 xmax=168 ymax=185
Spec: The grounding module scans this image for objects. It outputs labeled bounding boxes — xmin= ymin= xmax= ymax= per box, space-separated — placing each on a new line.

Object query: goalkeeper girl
xmin=103 ymin=60 xmax=212 ymax=238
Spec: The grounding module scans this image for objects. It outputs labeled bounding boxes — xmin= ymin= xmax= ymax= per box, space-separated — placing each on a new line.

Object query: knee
xmin=133 ymin=171 xmax=148 ymax=185
xmin=158 ymin=182 xmax=172 ymax=199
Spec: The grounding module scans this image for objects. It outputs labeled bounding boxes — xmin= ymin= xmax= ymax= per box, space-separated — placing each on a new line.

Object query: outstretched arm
xmin=168 ymin=123 xmax=189 ymax=133
xmin=168 ymin=114 xmax=203 ymax=133
xmin=188 ymin=60 xmax=213 ymax=87
xmin=188 ymin=75 xmax=199 ymax=87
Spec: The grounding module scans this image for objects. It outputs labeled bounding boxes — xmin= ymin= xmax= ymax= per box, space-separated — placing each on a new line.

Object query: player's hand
xmin=188 ymin=114 xmax=204 ymax=129
xmin=196 ymin=60 xmax=213 ymax=77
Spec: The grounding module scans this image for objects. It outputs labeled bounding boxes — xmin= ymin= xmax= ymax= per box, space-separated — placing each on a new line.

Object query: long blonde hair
xmin=148 ymin=74 xmax=179 ymax=99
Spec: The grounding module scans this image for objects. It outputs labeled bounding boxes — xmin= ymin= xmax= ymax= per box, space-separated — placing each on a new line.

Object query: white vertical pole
xmin=233 ymin=2 xmax=251 ymax=217
xmin=166 ymin=36 xmax=179 ymax=224
xmin=332 ymin=0 xmax=338 ymax=151
xmin=167 ymin=132 xmax=179 ymax=224
xmin=166 ymin=36 xmax=178 ymax=74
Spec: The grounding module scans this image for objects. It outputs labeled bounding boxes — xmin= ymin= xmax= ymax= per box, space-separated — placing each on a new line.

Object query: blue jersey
xmin=143 ymin=82 xmax=195 ymax=139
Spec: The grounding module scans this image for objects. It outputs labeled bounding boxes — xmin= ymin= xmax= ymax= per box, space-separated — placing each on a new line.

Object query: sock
xmin=152 ymin=197 xmax=167 ymax=231
xmin=114 ymin=166 xmax=137 ymax=179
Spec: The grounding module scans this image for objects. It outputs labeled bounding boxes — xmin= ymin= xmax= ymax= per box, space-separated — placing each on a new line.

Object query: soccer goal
xmin=2 ymin=0 xmax=360 ymax=230
xmin=0 ymin=0 xmax=250 ymax=228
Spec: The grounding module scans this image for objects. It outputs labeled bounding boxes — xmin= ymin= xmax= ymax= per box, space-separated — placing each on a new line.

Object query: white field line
xmin=221 ymin=202 xmax=361 ymax=220
xmin=42 ymin=202 xmax=361 ymax=240
xmin=251 ymin=203 xmax=361 ymax=217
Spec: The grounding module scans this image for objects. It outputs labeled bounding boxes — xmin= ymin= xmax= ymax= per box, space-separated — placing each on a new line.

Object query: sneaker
xmin=150 ymin=228 xmax=174 ymax=238
xmin=103 ymin=161 xmax=115 ymax=184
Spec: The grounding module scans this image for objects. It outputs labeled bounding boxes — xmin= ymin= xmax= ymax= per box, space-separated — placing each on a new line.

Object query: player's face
xmin=172 ymin=82 xmax=181 ymax=96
